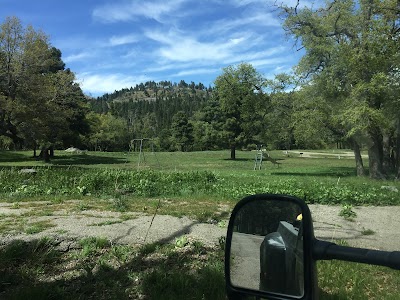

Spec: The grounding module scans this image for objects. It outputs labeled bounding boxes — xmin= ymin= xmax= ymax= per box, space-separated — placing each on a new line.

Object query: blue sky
xmin=1 ymin=0 xmax=312 ymax=97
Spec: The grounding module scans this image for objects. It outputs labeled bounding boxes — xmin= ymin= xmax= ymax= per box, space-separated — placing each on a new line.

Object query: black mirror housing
xmin=225 ymin=194 xmax=317 ymax=300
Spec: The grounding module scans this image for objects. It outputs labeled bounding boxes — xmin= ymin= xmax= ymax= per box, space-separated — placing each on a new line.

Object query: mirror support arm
xmin=313 ymin=240 xmax=400 ymax=270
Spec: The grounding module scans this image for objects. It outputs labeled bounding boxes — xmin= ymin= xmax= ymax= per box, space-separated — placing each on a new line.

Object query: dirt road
xmin=1 ymin=202 xmax=399 ymax=252
xmin=287 ymin=150 xmax=363 ymax=158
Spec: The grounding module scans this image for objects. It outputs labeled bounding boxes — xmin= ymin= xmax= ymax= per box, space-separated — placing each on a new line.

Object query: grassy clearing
xmin=1 ymin=150 xmax=399 ymax=299
xmin=0 ymin=150 xmax=399 ymax=206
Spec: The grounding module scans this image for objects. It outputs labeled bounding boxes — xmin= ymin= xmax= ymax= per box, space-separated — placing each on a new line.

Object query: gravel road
xmin=1 ymin=202 xmax=399 ymax=252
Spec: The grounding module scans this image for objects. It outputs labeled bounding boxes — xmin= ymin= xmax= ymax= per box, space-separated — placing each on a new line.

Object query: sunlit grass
xmin=318 ymin=260 xmax=400 ymax=299
xmin=0 ymin=150 xmax=399 ymax=298
xmin=0 ymin=150 xmax=399 ymax=206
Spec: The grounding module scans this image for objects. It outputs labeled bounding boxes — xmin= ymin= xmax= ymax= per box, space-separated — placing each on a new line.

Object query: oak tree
xmin=280 ymin=0 xmax=400 ymax=178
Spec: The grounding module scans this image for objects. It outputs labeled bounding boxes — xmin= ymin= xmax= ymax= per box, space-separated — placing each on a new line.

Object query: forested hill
xmin=89 ymin=80 xmax=213 ymax=115
xmin=86 ymin=80 xmax=218 ymax=152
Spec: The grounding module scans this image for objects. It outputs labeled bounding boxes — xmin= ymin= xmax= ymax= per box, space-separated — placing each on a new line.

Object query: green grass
xmin=339 ymin=204 xmax=357 ymax=221
xmin=0 ymin=149 xmax=399 ymax=299
xmin=0 ymin=236 xmax=225 ymax=300
xmin=0 ymin=236 xmax=398 ymax=300
xmin=361 ymin=228 xmax=376 ymax=236
xmin=0 ymin=149 xmax=359 ymax=171
xmin=318 ymin=260 xmax=400 ymax=299
xmin=0 ymin=150 xmax=399 ymax=206
xmin=0 ymin=216 xmax=54 ymax=235
xmin=24 ymin=220 xmax=55 ymax=234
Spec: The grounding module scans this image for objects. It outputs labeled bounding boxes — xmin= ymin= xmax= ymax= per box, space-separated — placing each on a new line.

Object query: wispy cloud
xmin=145 ymin=29 xmax=261 ymax=63
xmin=172 ymin=68 xmax=220 ymax=77
xmin=62 ymin=0 xmax=303 ymax=94
xmin=158 ymin=40 xmax=231 ymax=63
xmin=236 ymin=47 xmax=287 ymax=61
xmin=109 ymin=34 xmax=138 ymax=46
xmin=2 ymin=0 xmax=308 ymax=96
xmin=92 ymin=0 xmax=187 ymax=23
xmin=208 ymin=12 xmax=281 ymax=35
xmin=64 ymin=52 xmax=93 ymax=63
xmin=250 ymin=58 xmax=286 ymax=68
xmin=77 ymin=72 xmax=151 ymax=95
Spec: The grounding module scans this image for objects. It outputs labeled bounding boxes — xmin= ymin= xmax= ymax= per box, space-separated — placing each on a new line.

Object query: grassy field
xmin=1 ymin=149 xmax=399 ymax=206
xmin=0 ymin=149 xmax=399 ymax=299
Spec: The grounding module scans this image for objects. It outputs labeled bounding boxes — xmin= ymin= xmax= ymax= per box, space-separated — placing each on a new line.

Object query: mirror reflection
xmin=230 ymin=199 xmax=304 ymax=297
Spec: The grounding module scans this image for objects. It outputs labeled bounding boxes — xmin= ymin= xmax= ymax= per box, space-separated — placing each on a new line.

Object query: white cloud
xmin=159 ymin=40 xmax=231 ymax=62
xmin=145 ymin=26 xmax=289 ymax=68
xmin=109 ymin=34 xmax=138 ymax=46
xmin=64 ymin=52 xmax=92 ymax=63
xmin=207 ymin=11 xmax=281 ymax=35
xmin=122 ymin=48 xmax=140 ymax=58
xmin=92 ymin=0 xmax=187 ymax=23
xmin=249 ymin=58 xmax=286 ymax=68
xmin=144 ymin=62 xmax=200 ymax=73
xmin=172 ymin=68 xmax=220 ymax=77
xmin=77 ymin=72 xmax=151 ymax=95
xmin=238 ymin=47 xmax=287 ymax=61
xmin=229 ymin=37 xmax=246 ymax=45
xmin=145 ymin=30 xmax=256 ymax=63
xmin=74 ymin=0 xmax=304 ymax=95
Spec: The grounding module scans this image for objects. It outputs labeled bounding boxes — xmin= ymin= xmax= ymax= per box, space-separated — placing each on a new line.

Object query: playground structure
xmin=254 ymin=151 xmax=263 ymax=170
xmin=254 ymin=149 xmax=281 ymax=170
xmin=129 ymin=138 xmax=160 ymax=169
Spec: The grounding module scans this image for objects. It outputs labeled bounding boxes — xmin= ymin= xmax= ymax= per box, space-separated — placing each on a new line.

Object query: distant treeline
xmin=86 ymin=80 xmax=223 ymax=152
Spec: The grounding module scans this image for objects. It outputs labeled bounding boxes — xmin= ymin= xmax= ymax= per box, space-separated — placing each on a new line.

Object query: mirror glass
xmin=229 ymin=198 xmax=304 ymax=297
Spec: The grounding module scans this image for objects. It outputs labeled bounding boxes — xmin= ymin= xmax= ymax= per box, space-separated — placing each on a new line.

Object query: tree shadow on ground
xmin=50 ymin=154 xmax=127 ymax=166
xmin=223 ymin=157 xmax=286 ymax=162
xmin=0 ymin=151 xmax=32 ymax=163
xmin=271 ymin=167 xmax=356 ymax=177
xmin=223 ymin=158 xmax=254 ymax=162
xmin=0 ymin=152 xmax=127 ymax=166
xmin=0 ymin=233 xmax=225 ymax=300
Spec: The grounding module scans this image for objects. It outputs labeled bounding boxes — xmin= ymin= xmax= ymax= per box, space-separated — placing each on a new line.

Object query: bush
xmin=0 ymin=167 xmax=399 ymax=205
xmin=0 ymin=168 xmax=218 ymax=199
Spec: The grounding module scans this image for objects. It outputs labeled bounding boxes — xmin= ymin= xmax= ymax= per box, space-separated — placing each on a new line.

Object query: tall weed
xmin=1 ymin=166 xmax=399 ymax=205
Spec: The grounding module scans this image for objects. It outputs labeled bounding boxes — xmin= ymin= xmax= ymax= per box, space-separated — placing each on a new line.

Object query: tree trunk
xmin=396 ymin=120 xmax=400 ymax=179
xmin=230 ymin=145 xmax=236 ymax=160
xmin=39 ymin=147 xmax=51 ymax=162
xmin=382 ymin=134 xmax=393 ymax=174
xmin=353 ymin=140 xmax=365 ymax=176
xmin=49 ymin=146 xmax=54 ymax=158
xmin=368 ymin=133 xmax=386 ymax=179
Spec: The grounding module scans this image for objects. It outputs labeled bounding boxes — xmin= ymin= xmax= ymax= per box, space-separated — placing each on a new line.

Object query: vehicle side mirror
xmin=225 ymin=194 xmax=317 ymax=300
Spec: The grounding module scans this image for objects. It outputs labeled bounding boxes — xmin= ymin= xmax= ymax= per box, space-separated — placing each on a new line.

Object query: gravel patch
xmin=0 ymin=202 xmax=399 ymax=251
xmin=310 ymin=205 xmax=400 ymax=251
